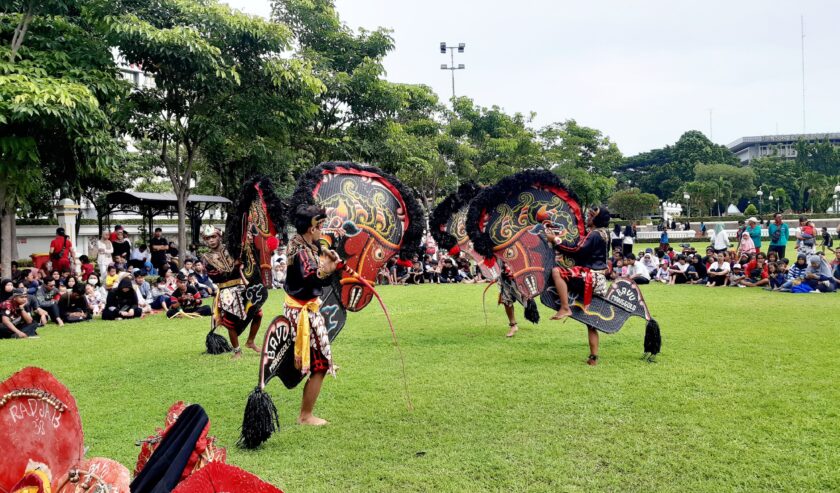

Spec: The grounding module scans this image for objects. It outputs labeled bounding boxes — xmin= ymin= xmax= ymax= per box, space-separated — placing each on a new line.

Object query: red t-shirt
xmin=49 ymin=236 xmax=72 ymax=260
xmin=744 ymin=260 xmax=769 ymax=279
xmin=0 ymin=299 xmax=23 ymax=323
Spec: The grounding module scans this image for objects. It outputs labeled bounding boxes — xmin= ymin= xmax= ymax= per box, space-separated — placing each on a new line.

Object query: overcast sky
xmin=224 ymin=0 xmax=840 ymax=156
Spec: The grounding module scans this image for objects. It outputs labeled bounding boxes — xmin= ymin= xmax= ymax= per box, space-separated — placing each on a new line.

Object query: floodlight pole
xmin=440 ymin=42 xmax=465 ymax=107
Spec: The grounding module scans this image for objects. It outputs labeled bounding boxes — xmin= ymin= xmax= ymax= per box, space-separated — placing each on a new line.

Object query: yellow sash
xmin=284 ymin=295 xmax=321 ymax=371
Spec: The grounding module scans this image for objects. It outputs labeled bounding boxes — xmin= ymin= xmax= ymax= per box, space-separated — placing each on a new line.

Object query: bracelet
xmin=233 ymin=346 xmax=242 ymax=354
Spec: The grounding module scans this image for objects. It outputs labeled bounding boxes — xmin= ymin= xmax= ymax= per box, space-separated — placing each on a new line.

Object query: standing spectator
xmin=745 ymin=217 xmax=762 ymax=253
xmin=272 ymin=261 xmax=287 ymax=289
xmin=95 ymin=231 xmax=114 ymax=279
xmin=712 ymin=223 xmax=729 ymax=253
xmin=0 ymin=288 xmax=39 ymax=339
xmin=111 ymin=229 xmax=132 ymax=262
xmin=622 ymin=223 xmax=635 ymax=257
xmin=700 ymin=222 xmax=707 ymax=235
xmin=767 ymin=213 xmax=789 ymax=259
xmin=796 ymin=216 xmax=816 ymax=256
xmin=820 ymin=227 xmax=833 ymax=254
xmin=610 ymin=224 xmax=623 ymax=252
xmin=49 ymin=227 xmax=75 ymax=274
xmin=109 ymin=224 xmax=124 ymax=242
xmin=35 ymin=279 xmax=63 ymax=326
xmin=149 ymin=228 xmax=169 ymax=274
xmin=659 ymin=226 xmax=670 ymax=252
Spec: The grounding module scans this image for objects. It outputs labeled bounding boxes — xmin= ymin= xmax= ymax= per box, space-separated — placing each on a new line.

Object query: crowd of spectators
xmin=0 ymin=226 xmax=215 ymax=339
xmin=608 ymin=214 xmax=840 ymax=294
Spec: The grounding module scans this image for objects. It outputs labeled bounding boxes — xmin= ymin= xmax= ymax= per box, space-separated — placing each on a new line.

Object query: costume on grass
xmin=201 ymin=175 xmax=285 ymax=354
xmin=466 ymin=170 xmax=662 ymax=360
xmin=0 ymin=367 xmax=281 ymax=493
xmin=239 ymin=162 xmax=423 ymax=449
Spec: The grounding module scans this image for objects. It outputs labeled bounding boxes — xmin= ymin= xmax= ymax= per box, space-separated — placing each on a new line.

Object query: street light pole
xmin=757 ymin=186 xmax=764 ymax=216
xmin=440 ymin=42 xmax=466 ymax=106
xmin=683 ymin=192 xmax=690 ymax=218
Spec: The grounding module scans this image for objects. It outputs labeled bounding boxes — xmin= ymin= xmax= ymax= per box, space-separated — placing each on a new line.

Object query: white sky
xmin=224 ymin=0 xmax=840 ymax=156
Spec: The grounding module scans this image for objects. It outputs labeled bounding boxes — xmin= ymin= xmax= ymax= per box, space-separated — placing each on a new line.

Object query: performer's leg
xmin=244 ymin=311 xmax=263 ymax=353
xmin=550 ymin=267 xmax=572 ymax=320
xmin=298 ymin=370 xmax=328 ymax=426
xmin=228 ymin=327 xmax=242 ymax=360
xmin=587 ymin=325 xmax=599 ymax=366
xmin=504 ymin=303 xmax=518 ymax=337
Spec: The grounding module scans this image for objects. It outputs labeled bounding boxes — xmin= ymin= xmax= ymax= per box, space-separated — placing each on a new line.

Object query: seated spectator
xmin=728 ymin=264 xmax=746 ymax=287
xmin=668 ymin=255 xmax=690 ymax=284
xmin=688 ymin=255 xmax=707 ymax=284
xmin=623 ymin=254 xmax=650 ymax=285
xmin=188 ymin=273 xmax=213 ymax=298
xmin=640 ymin=252 xmax=659 ymax=277
xmin=804 ymin=254 xmax=836 ymax=292
xmin=653 ymin=258 xmax=670 ymax=283
xmin=105 ymin=265 xmax=119 ymax=290
xmin=706 ymin=253 xmax=731 ymax=287
xmin=192 ymin=261 xmax=216 ymax=296
xmin=21 ymin=269 xmax=39 ymax=296
xmin=740 ymin=253 xmax=770 ymax=288
xmin=167 ymin=273 xmax=211 ymax=318
xmin=58 ymin=284 xmax=92 ymax=322
xmin=84 ymin=282 xmax=105 ymax=316
xmin=768 ymin=262 xmax=786 ymax=289
xmin=150 ymin=278 xmax=172 ymax=311
xmin=777 ymin=254 xmax=809 ymax=291
xmin=0 ymin=278 xmax=13 ymax=302
xmin=66 ymin=275 xmax=78 ymax=292
xmin=10 ymin=261 xmax=20 ymax=282
xmin=273 ymin=261 xmax=287 ymax=289
xmin=440 ymin=258 xmax=462 ymax=283
xmin=424 ymin=255 xmax=440 ymax=284
xmin=113 ymin=255 xmax=128 ymax=273
xmin=180 ymin=259 xmax=195 ymax=277
xmin=130 ymin=244 xmax=153 ymax=273
xmin=0 ymin=288 xmax=39 ymax=339
xmin=35 ymin=279 xmax=64 ymax=326
xmin=79 ymin=255 xmax=95 ymax=281
xmin=133 ymin=270 xmax=154 ymax=314
xmin=102 ymin=277 xmax=142 ymax=320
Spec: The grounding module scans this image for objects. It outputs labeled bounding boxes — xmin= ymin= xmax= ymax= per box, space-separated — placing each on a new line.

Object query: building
xmin=112 ymin=48 xmax=155 ymax=90
xmin=727 ymin=132 xmax=840 ymax=164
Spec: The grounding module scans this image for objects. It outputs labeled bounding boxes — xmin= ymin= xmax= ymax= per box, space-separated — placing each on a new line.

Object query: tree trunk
xmin=176 ymin=187 xmax=188 ymax=266
xmin=0 ymin=184 xmax=10 ymax=277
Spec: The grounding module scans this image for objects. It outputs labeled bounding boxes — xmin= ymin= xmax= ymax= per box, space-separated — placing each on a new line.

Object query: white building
xmin=727 ymin=133 xmax=840 ymax=164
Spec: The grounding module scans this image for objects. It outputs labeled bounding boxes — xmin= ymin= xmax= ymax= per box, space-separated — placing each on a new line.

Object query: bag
xmin=51 ymin=237 xmax=68 ymax=260
xmin=771 ymin=227 xmax=782 ymax=244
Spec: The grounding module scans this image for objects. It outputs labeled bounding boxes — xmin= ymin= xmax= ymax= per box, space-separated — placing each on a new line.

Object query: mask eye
xmin=373 ymin=248 xmax=385 ymax=261
xmin=504 ymin=247 xmax=517 ymax=260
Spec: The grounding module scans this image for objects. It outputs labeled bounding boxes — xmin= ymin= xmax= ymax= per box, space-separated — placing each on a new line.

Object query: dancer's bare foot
xmin=550 ymin=308 xmax=573 ymax=320
xmin=297 ymin=415 xmax=328 ymax=426
xmin=231 ymin=351 xmax=242 ymax=361
xmin=506 ymin=323 xmax=518 ymax=337
xmin=245 ymin=341 xmax=261 ymax=353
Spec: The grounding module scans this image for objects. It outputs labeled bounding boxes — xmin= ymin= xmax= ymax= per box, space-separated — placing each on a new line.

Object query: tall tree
xmin=98 ymin=0 xmax=322 ymax=264
xmin=0 ymin=0 xmax=125 ymax=275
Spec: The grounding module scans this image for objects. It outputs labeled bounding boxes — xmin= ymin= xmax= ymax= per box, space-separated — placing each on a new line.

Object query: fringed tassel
xmin=642 ymin=318 xmax=662 ymax=362
xmin=524 ymin=299 xmax=540 ymax=324
xmin=237 ymin=387 xmax=279 ymax=449
xmin=206 ymin=330 xmax=232 ymax=355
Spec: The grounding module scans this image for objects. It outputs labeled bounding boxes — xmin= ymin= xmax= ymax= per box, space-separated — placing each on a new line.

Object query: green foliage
xmin=539 ymin=119 xmax=623 ymax=177
xmin=607 ymin=188 xmax=660 ymax=220
xmin=743 ymin=203 xmax=758 ymax=216
xmin=2 ymin=285 xmax=838 ymax=491
xmin=621 ymin=131 xmax=738 ymax=199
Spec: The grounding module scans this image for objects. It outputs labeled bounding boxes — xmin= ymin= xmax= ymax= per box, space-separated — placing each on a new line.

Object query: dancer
xmin=166 ymin=273 xmax=212 ymax=319
xmin=201 ymin=225 xmax=262 ymax=359
xmin=284 ymin=204 xmax=341 ymax=426
xmin=546 ymin=205 xmax=611 ymax=365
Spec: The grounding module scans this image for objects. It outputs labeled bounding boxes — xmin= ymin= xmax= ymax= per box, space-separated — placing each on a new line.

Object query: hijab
xmin=807 ymin=255 xmax=832 ymax=277
xmin=613 ymin=224 xmax=621 ymax=235
xmin=0 ymin=279 xmax=13 ymax=302
xmin=623 ymin=224 xmax=633 ymax=237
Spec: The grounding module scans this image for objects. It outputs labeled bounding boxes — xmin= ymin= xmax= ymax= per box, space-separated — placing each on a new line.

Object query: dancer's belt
xmin=284 ymin=295 xmax=321 ymax=373
xmin=217 ymin=279 xmax=244 ymax=289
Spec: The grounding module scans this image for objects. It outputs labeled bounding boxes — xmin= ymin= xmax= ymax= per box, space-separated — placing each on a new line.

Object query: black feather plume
xmin=238 ymin=387 xmax=279 ymax=449
xmin=429 ymin=182 xmax=481 ymax=252
xmin=644 ymin=318 xmax=662 ymax=356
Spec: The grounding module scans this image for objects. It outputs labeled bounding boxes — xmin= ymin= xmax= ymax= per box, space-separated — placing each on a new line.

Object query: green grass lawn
xmin=2 ymin=284 xmax=839 ymax=492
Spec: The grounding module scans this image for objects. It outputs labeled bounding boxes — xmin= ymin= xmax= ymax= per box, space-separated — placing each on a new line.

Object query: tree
xmin=743 ymin=203 xmax=758 ymax=216
xmin=607 ymin=188 xmax=660 ymax=221
xmin=99 ymin=0 xmax=322 ymax=265
xmin=1 ymin=0 xmax=126 ymax=275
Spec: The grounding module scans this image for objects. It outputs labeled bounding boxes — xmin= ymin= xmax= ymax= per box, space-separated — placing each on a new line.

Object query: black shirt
xmin=150 ymin=236 xmax=168 ymax=265
xmin=564 ymin=230 xmax=609 ymax=270
xmin=112 ymin=239 xmax=131 ymax=260
xmin=284 ymin=241 xmax=331 ymax=301
xmin=170 ymin=285 xmax=202 ymax=309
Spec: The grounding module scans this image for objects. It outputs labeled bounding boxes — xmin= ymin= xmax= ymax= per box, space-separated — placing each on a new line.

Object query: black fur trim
xmin=226 ymin=174 xmax=287 ymax=261
xmin=429 ymin=182 xmax=482 ymax=252
xmin=524 ymin=298 xmax=541 ymax=324
xmin=290 ymin=162 xmax=424 ymax=260
xmin=205 ymin=330 xmax=232 ymax=354
xmin=237 ymin=386 xmax=279 ymax=449
xmin=467 ymin=170 xmax=582 ymax=259
xmin=644 ymin=318 xmax=661 ymax=355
